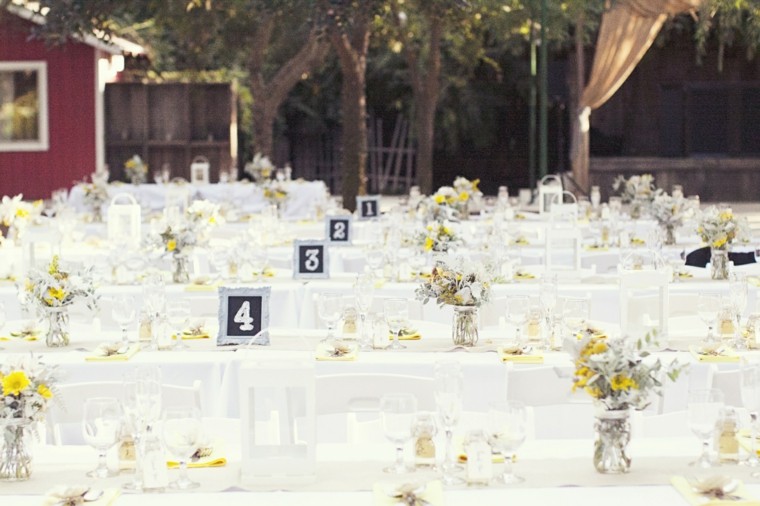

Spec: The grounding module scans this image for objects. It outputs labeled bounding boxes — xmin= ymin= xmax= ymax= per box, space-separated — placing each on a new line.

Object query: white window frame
xmin=0 ymin=61 xmax=49 ymax=152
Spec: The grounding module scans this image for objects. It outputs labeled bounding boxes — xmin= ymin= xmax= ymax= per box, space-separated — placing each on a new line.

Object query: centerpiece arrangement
xmin=612 ymin=173 xmax=657 ymax=219
xmin=415 ymin=257 xmax=494 ymax=346
xmin=185 ymin=199 xmax=223 ymax=244
xmin=0 ymin=194 xmax=42 ymax=244
xmin=124 ymin=154 xmax=148 ymax=185
xmin=572 ymin=333 xmax=682 ymax=473
xmin=650 ymin=192 xmax=687 ymax=245
xmin=697 ymin=206 xmax=748 ymax=280
xmin=418 ymin=221 xmax=459 ymax=253
xmin=262 ymin=180 xmax=289 ymax=217
xmin=21 ymin=255 xmax=98 ymax=347
xmin=81 ymin=171 xmax=110 ymax=222
xmin=0 ymin=354 xmax=58 ymax=481
xmin=244 ymin=153 xmax=274 ymax=183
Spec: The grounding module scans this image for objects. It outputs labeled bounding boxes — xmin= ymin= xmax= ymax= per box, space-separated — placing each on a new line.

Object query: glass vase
xmin=629 ymin=201 xmax=641 ymax=220
xmin=45 ymin=307 xmax=70 ymax=348
xmin=593 ymin=409 xmax=631 ymax=474
xmin=172 ymin=255 xmax=190 ymax=284
xmin=710 ymin=248 xmax=729 ymax=280
xmin=0 ymin=420 xmax=34 ymax=481
xmin=452 ymin=306 xmax=478 ymax=347
xmin=662 ymin=224 xmax=676 ymax=246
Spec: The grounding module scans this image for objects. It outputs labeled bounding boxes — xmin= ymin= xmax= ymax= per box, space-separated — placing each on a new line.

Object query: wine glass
xmin=409 ymin=253 xmax=426 ymax=281
xmin=354 ymin=274 xmax=375 ymax=351
xmin=487 ymin=400 xmax=528 ymax=484
xmin=741 ymin=362 xmax=760 ymax=470
xmin=317 ymin=293 xmax=343 ymax=343
xmin=506 ymin=295 xmax=530 ymax=345
xmin=380 ymin=393 xmax=417 ymax=474
xmin=82 ymin=397 xmax=123 ymax=478
xmin=384 ymin=298 xmax=409 ymax=350
xmin=0 ymin=301 xmax=6 ymax=336
xmin=135 ymin=365 xmax=162 ymax=422
xmin=162 ymin=406 xmax=202 ymax=490
xmin=730 ymin=275 xmax=749 ymax=349
xmin=688 ymin=389 xmax=724 ymax=468
xmin=167 ymin=299 xmax=191 ymax=350
xmin=561 ymin=296 xmax=590 ymax=340
xmin=250 ymin=246 xmax=269 ymax=281
xmin=122 ymin=373 xmax=147 ymax=491
xmin=111 ymin=295 xmax=136 ymax=347
xmin=434 ymin=361 xmax=464 ymax=485
xmin=697 ymin=294 xmax=720 ymax=346
xmin=539 ymin=278 xmax=558 ymax=350
xmin=366 ymin=248 xmax=385 ymax=280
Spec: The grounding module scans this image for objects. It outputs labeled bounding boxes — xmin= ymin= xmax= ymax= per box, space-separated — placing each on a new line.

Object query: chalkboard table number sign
xmin=356 ymin=196 xmax=381 ymax=220
xmin=293 ymin=240 xmax=330 ymax=279
xmin=217 ymin=287 xmax=271 ymax=346
xmin=325 ymin=215 xmax=353 ymax=245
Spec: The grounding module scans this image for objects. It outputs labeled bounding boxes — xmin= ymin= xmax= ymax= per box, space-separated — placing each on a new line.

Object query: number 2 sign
xmin=217 ymin=287 xmax=271 ymax=346
xmin=293 ymin=240 xmax=330 ymax=279
xmin=325 ymin=215 xmax=352 ymax=245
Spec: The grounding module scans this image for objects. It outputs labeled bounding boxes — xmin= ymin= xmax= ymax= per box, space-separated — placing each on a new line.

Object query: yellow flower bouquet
xmin=697 ymin=205 xmax=747 ymax=251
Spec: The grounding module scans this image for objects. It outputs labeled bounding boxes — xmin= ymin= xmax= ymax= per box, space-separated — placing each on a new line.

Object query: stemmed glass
xmin=409 ymin=254 xmax=426 ymax=281
xmin=730 ymin=275 xmax=749 ymax=350
xmin=561 ymin=296 xmax=590 ymax=339
xmin=740 ymin=362 xmax=760 ymax=471
xmin=162 ymin=406 xmax=202 ymax=490
xmin=697 ymin=294 xmax=721 ymax=347
xmin=82 ymin=397 xmax=123 ymax=478
xmin=539 ymin=278 xmax=558 ymax=350
xmin=506 ymin=295 xmax=530 ymax=345
xmin=435 ymin=361 xmax=464 ymax=485
xmin=317 ymin=293 xmax=343 ymax=343
xmin=0 ymin=301 xmax=6 ymax=337
xmin=167 ymin=300 xmax=191 ymax=350
xmin=250 ymin=247 xmax=269 ymax=281
xmin=384 ymin=298 xmax=409 ymax=350
xmin=487 ymin=400 xmax=528 ymax=484
xmin=354 ymin=274 xmax=375 ymax=351
xmin=111 ymin=295 xmax=136 ymax=348
xmin=366 ymin=249 xmax=385 ymax=281
xmin=380 ymin=393 xmax=417 ymax=474
xmin=688 ymin=389 xmax=724 ymax=468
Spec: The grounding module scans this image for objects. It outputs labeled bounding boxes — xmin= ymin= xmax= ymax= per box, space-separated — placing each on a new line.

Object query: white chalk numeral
xmin=304 ymin=248 xmax=320 ymax=272
xmin=234 ymin=301 xmax=254 ymax=331
xmin=333 ymin=222 xmax=346 ymax=240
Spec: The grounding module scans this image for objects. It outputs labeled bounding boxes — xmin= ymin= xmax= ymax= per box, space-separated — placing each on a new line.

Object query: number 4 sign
xmin=293 ymin=240 xmax=330 ymax=279
xmin=325 ymin=215 xmax=352 ymax=245
xmin=356 ymin=195 xmax=380 ymax=220
xmin=217 ymin=287 xmax=271 ymax=346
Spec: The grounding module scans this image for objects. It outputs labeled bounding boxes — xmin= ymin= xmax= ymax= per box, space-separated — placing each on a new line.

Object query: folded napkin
xmin=512 ymin=237 xmax=530 ymax=246
xmin=690 ymin=346 xmax=740 ymax=363
xmin=514 ymin=270 xmax=536 ymax=281
xmin=168 ymin=448 xmax=227 ymax=469
xmin=85 ymin=343 xmax=140 ymax=362
xmin=458 ymin=452 xmax=507 ymax=464
xmin=499 ymin=346 xmax=544 ymax=364
xmin=389 ymin=328 xmax=421 ymax=341
xmin=584 ymin=244 xmax=609 ymax=251
xmin=43 ymin=486 xmax=121 ymax=506
xmin=515 ymin=213 xmax=526 ymax=220
xmin=372 ymin=480 xmax=443 ymax=506
xmin=184 ymin=283 xmax=220 ymax=292
xmin=671 ymin=475 xmax=760 ymax=505
xmin=675 ymin=271 xmax=694 ymax=279
xmin=631 ymin=237 xmax=646 ymax=246
xmin=9 ymin=326 xmax=40 ymax=341
xmin=315 ymin=341 xmax=358 ymax=361
xmin=748 ymin=276 xmax=760 ymax=288
xmin=174 ymin=323 xmax=210 ymax=340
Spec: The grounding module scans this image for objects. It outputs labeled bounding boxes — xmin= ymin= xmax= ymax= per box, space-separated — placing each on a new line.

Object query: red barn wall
xmin=0 ymin=15 xmax=96 ymax=200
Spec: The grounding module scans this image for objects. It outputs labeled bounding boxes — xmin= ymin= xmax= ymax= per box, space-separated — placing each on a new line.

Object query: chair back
xmin=618 ymin=269 xmax=670 ymax=338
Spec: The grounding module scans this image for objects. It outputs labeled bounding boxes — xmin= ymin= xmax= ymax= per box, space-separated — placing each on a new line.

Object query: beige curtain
xmin=571 ymin=0 xmax=701 ymax=190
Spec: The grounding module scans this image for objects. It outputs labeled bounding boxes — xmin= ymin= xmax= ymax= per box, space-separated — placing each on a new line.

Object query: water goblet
xmin=487 ymin=401 xmax=528 ymax=484
xmin=434 ymin=361 xmax=464 ymax=485
xmin=317 ymin=293 xmax=343 ymax=343
xmin=740 ymin=362 xmax=760 ymax=471
xmin=354 ymin=274 xmax=375 ymax=351
xmin=167 ymin=299 xmax=191 ymax=350
xmin=697 ymin=294 xmax=721 ymax=346
xmin=82 ymin=397 xmax=123 ymax=478
xmin=111 ymin=295 xmax=136 ymax=347
xmin=506 ymin=295 xmax=530 ymax=345
xmin=539 ymin=278 xmax=558 ymax=349
xmin=162 ymin=406 xmax=202 ymax=490
xmin=561 ymin=296 xmax=590 ymax=340
xmin=366 ymin=248 xmax=385 ymax=280
xmin=688 ymin=389 xmax=724 ymax=468
xmin=380 ymin=393 xmax=418 ymax=474
xmin=384 ymin=298 xmax=409 ymax=350
xmin=730 ymin=275 xmax=749 ymax=349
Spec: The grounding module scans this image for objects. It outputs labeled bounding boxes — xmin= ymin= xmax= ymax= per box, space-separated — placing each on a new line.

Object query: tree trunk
xmin=415 ymin=99 xmax=436 ymax=194
xmin=251 ymin=101 xmax=276 ymax=158
xmin=340 ymin=69 xmax=367 ymax=212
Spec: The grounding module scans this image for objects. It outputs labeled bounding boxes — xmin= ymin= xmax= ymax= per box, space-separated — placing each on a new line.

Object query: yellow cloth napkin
xmin=584 ymin=244 xmax=609 ymax=251
xmin=184 ymin=283 xmax=220 ymax=292
xmin=512 ymin=237 xmax=530 ymax=246
xmin=173 ymin=330 xmax=210 ymax=340
xmin=499 ymin=347 xmax=544 ymax=364
xmin=631 ymin=237 xmax=646 ymax=246
xmin=167 ymin=455 xmax=227 ymax=469
xmin=85 ymin=344 xmax=140 ymax=362
xmin=671 ymin=476 xmax=760 ymax=505
xmin=514 ymin=271 xmax=536 ymax=280
xmin=372 ymin=480 xmax=443 ymax=506
xmin=676 ymin=271 xmax=694 ymax=279
xmin=748 ymin=276 xmax=760 ymax=288
xmin=689 ymin=347 xmax=740 ymax=363
xmin=389 ymin=329 xmax=421 ymax=341
xmin=315 ymin=342 xmax=358 ymax=361
xmin=10 ymin=328 xmax=39 ymax=341
xmin=515 ymin=213 xmax=526 ymax=220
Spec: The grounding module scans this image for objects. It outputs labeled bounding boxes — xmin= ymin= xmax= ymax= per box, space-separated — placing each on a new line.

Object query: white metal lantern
xmin=107 ymin=193 xmax=142 ymax=245
xmin=538 ymin=175 xmax=563 ymax=214
xmin=190 ymin=156 xmax=210 ymax=184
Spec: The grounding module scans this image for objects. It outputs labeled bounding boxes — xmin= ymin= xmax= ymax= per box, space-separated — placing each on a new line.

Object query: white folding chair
xmin=46 ymin=380 xmax=202 ymax=445
xmin=315 ymin=373 xmax=434 ymax=443
xmin=618 ymin=269 xmax=670 ymax=339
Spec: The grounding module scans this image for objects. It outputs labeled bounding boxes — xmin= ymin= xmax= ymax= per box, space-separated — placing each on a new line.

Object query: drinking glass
xmin=82 ymin=397 xmax=123 ymax=478
xmin=730 ymin=275 xmax=749 ymax=350
xmin=250 ymin=246 xmax=269 ymax=281
xmin=741 ymin=363 xmax=760 ymax=470
xmin=366 ymin=249 xmax=385 ymax=280
xmin=506 ymin=295 xmax=530 ymax=345
xmin=384 ymin=298 xmax=409 ymax=350
xmin=380 ymin=393 xmax=418 ymax=474
xmin=561 ymin=296 xmax=590 ymax=339
xmin=135 ymin=365 xmax=162 ymax=422
xmin=162 ymin=406 xmax=202 ymax=490
xmin=167 ymin=299 xmax=191 ymax=350
xmin=688 ymin=389 xmax=724 ymax=468
xmin=409 ymin=254 xmax=426 ymax=281
xmin=539 ymin=278 xmax=558 ymax=350
xmin=697 ymin=294 xmax=720 ymax=346
xmin=435 ymin=361 xmax=464 ymax=485
xmin=122 ymin=373 xmax=146 ymax=491
xmin=354 ymin=274 xmax=375 ymax=351
xmin=0 ymin=301 xmax=6 ymax=335
xmin=487 ymin=401 xmax=528 ymax=484
xmin=317 ymin=293 xmax=343 ymax=343
xmin=111 ymin=295 xmax=136 ymax=347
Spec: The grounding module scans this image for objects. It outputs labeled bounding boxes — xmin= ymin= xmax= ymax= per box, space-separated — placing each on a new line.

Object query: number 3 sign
xmin=217 ymin=287 xmax=271 ymax=346
xmin=293 ymin=240 xmax=330 ymax=279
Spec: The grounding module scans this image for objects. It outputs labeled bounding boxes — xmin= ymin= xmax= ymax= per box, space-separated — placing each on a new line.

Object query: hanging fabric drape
xmin=570 ymin=0 xmax=702 ymax=190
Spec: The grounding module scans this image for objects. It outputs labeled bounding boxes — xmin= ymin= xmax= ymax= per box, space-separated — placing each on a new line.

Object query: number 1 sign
xmin=356 ymin=195 xmax=380 ymax=220
xmin=293 ymin=240 xmax=330 ymax=279
xmin=217 ymin=287 xmax=271 ymax=346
